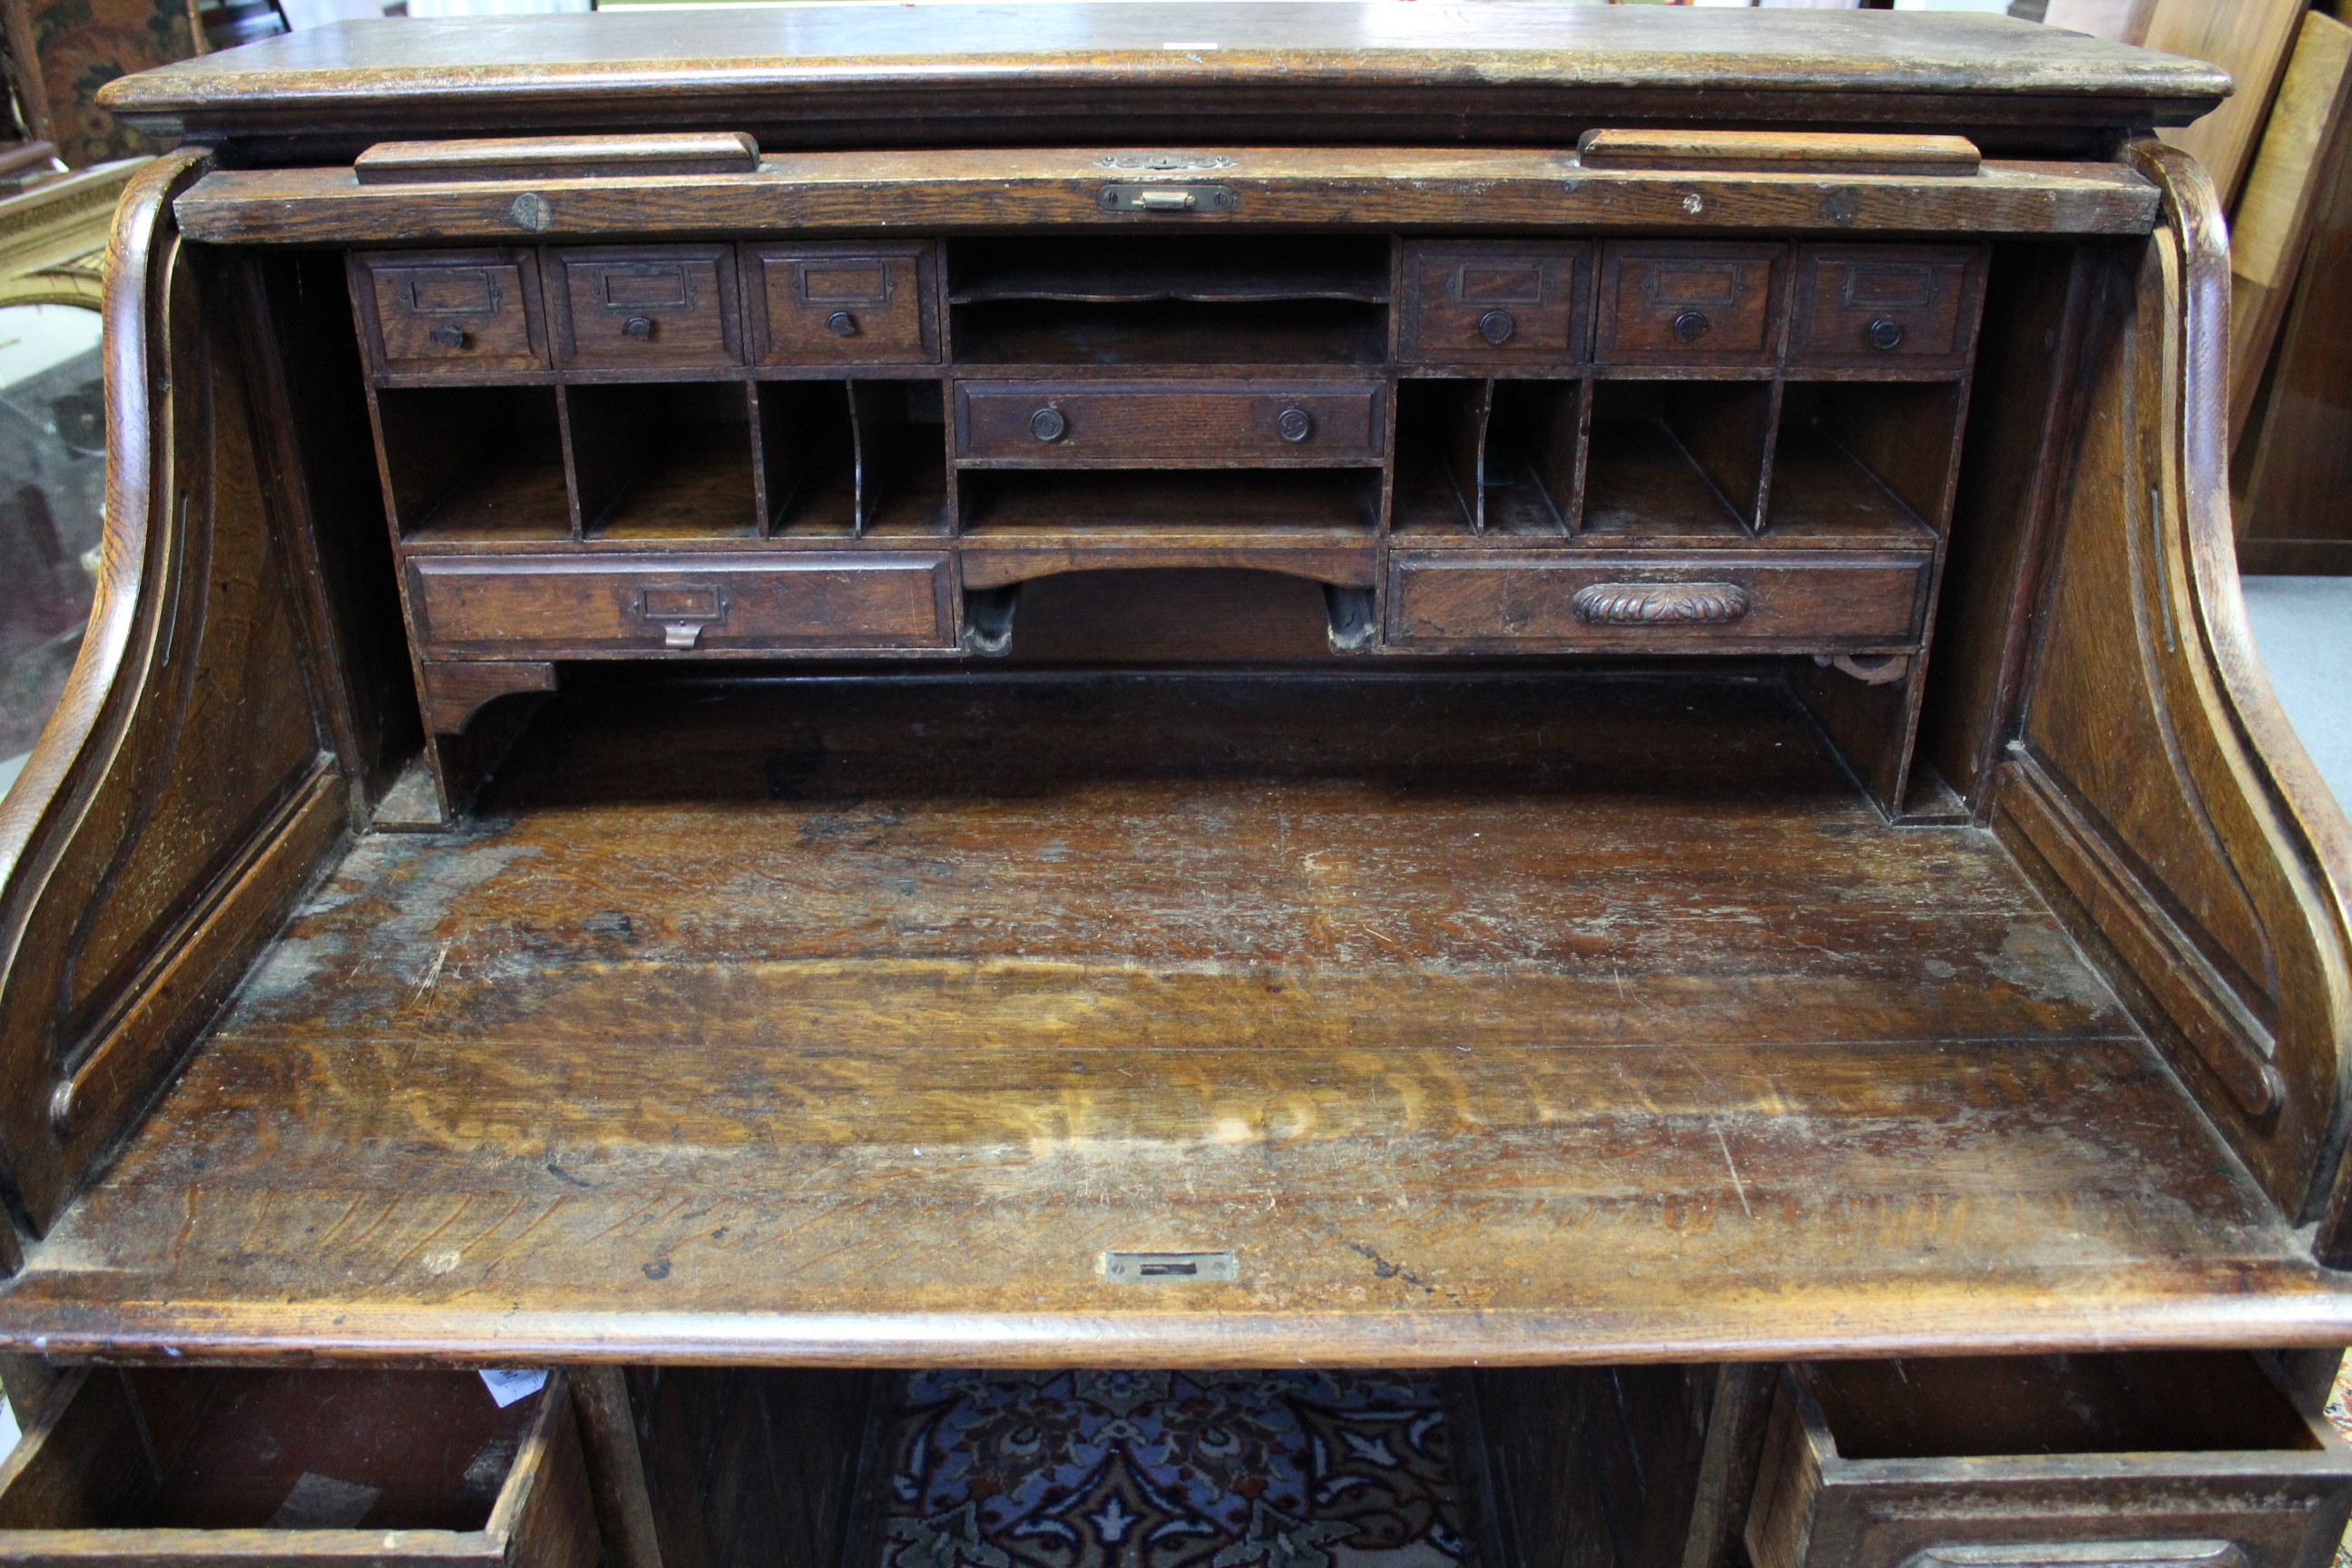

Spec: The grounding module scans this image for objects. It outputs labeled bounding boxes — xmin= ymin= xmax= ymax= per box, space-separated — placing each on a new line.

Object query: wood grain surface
xmin=169 ymin=153 xmax=2161 ymax=248
xmin=90 ymin=7 xmax=2226 ymax=155
xmin=0 ymin=672 xmax=2345 ymax=1363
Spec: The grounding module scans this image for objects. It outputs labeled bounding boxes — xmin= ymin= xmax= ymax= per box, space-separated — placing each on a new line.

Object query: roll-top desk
xmin=0 ymin=10 xmax=2350 ymax=1568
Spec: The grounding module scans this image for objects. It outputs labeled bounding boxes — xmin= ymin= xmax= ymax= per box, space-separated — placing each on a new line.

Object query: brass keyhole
xmin=1477 ymin=309 xmax=1515 ymax=346
xmin=1672 ymin=309 xmax=1710 ymax=343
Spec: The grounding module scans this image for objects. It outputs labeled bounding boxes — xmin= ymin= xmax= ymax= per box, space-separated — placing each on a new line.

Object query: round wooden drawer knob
xmin=1868 ymin=318 xmax=1906 ymax=351
xmin=1672 ymin=309 xmax=1710 ymax=343
xmin=1030 ymin=407 xmax=1067 ymax=441
xmin=1278 ymin=407 xmax=1313 ymax=442
xmin=827 ymin=311 xmax=859 ymax=337
xmin=623 ymin=316 xmax=655 ymax=340
xmin=427 ymin=325 xmax=469 ymax=348
xmin=1478 ymin=309 xmax=1515 ymax=346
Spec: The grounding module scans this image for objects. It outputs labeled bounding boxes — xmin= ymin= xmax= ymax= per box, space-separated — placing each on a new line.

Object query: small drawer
xmin=1387 ymin=551 xmax=1926 ymax=651
xmin=353 ymin=250 xmax=547 ymax=375
xmin=1746 ymin=1354 xmax=2352 ymax=1568
xmin=0 ymin=1367 xmax=597 ymax=1568
xmin=1790 ymin=243 xmax=1988 ymax=372
xmin=747 ymin=241 xmax=938 ymax=366
xmin=956 ymin=380 xmax=1384 ymax=465
xmin=1596 ymin=241 xmax=1788 ymax=367
xmin=410 ymin=553 xmax=956 ymax=655
xmin=1400 ymin=241 xmax=1592 ymax=364
xmin=552 ymin=244 xmax=740 ymax=370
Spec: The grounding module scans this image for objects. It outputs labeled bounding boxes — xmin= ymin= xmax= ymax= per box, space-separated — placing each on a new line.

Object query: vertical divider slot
xmin=1483 ymin=380 xmax=1583 ymax=538
xmin=848 ymin=379 xmax=951 ymax=539
xmin=376 ymin=384 xmax=570 ymax=543
xmin=564 ymin=380 xmax=760 ymax=540
xmin=1659 ymin=379 xmax=1779 ymax=535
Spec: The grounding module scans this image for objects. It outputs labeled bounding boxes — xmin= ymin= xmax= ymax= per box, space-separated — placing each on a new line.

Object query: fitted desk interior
xmin=2 ymin=9 xmax=2352 ymax=1566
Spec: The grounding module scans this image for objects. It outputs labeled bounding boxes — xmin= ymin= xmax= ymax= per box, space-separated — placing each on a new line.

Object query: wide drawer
xmin=0 ymin=1367 xmax=596 ymax=1568
xmin=1387 ymin=552 xmax=1928 ymax=651
xmin=1790 ymin=243 xmax=1988 ymax=373
xmin=1400 ymin=240 xmax=1592 ymax=365
xmin=352 ymin=249 xmax=548 ymax=375
xmin=410 ymin=553 xmax=956 ymax=655
xmin=956 ymin=380 xmax=1384 ymax=465
xmin=1746 ymin=1355 xmax=2352 ymax=1568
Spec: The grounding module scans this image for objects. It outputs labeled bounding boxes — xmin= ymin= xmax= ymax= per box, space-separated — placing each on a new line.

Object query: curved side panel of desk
xmin=1997 ymin=140 xmax=2352 ymax=1250
xmin=0 ymin=150 xmax=348 ymax=1240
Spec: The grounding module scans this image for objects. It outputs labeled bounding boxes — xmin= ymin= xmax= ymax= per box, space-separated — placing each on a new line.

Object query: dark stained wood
xmin=565 ymin=1367 xmax=662 ymax=1568
xmin=1400 ymin=242 xmax=1592 ymax=368
xmin=631 ymin=1369 xmax=875 ymax=1568
xmin=744 ymin=242 xmax=936 ymax=368
xmin=169 ymin=153 xmax=2164 ymax=250
xmin=2 ymin=673 xmax=2347 ymax=1363
xmin=0 ymin=150 xmax=349 ymax=1233
xmin=92 ymin=7 xmax=2229 ymax=157
xmin=351 ymin=250 xmax=549 ymax=377
xmin=407 ymin=554 xmax=956 ymax=658
xmin=1999 ymin=143 xmax=2352 ymax=1247
xmin=0 ymin=1367 xmax=599 ymax=1568
xmin=1579 ymin=128 xmax=1981 ymax=178
xmin=548 ymin=246 xmax=740 ymax=375
xmin=357 ymin=132 xmax=760 ymax=184
xmin=420 ymin=662 xmax=559 ymax=738
xmin=1787 ymin=242 xmax=1987 ymax=375
xmin=1472 ymin=1366 xmax=1714 ymax=1568
xmin=955 ymin=380 xmax=1384 ymax=466
xmin=1747 ymin=1354 xmax=2352 ymax=1568
xmin=1596 ymin=243 xmax=1788 ymax=368
xmin=1387 ymin=552 xmax=1926 ymax=653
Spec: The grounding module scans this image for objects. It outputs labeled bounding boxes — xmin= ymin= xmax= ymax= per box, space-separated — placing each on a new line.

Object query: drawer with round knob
xmin=747 ymin=240 xmax=939 ymax=367
xmin=551 ymin=244 xmax=741 ymax=372
xmin=954 ymin=380 xmax=1385 ymax=466
xmin=352 ymin=250 xmax=549 ymax=376
xmin=1596 ymin=240 xmax=1788 ymax=368
xmin=1400 ymin=240 xmax=1592 ymax=366
xmin=1789 ymin=243 xmax=1988 ymax=374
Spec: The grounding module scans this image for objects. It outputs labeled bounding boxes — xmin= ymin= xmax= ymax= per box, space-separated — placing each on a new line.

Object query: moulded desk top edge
xmin=94 ymin=6 xmax=2233 ymax=122
xmin=172 ymin=152 xmax=2162 ymax=243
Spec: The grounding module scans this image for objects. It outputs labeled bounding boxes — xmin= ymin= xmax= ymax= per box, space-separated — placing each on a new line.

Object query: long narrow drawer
xmin=1387 ymin=552 xmax=1929 ymax=651
xmin=956 ymin=380 xmax=1384 ymax=465
xmin=409 ymin=554 xmax=956 ymax=655
xmin=1747 ymin=1355 xmax=2352 ymax=1568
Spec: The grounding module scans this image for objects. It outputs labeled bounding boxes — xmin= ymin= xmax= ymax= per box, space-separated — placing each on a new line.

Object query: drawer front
xmin=554 ymin=245 xmax=740 ymax=370
xmin=356 ymin=250 xmax=546 ymax=374
xmin=748 ymin=241 xmax=938 ymax=366
xmin=1597 ymin=242 xmax=1788 ymax=367
xmin=1387 ymin=553 xmax=1927 ymax=650
xmin=1791 ymin=244 xmax=1987 ymax=371
xmin=411 ymin=554 xmax=955 ymax=654
xmin=957 ymin=381 xmax=1383 ymax=464
xmin=1401 ymin=241 xmax=1592 ymax=364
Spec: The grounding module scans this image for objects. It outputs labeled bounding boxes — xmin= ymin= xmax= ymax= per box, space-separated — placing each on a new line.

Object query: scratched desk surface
xmin=4 ymin=671 xmax=2341 ymax=1365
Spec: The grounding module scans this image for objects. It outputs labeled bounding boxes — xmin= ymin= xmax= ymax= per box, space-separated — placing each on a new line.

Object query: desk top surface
xmin=99 ymin=5 xmax=2230 ymax=155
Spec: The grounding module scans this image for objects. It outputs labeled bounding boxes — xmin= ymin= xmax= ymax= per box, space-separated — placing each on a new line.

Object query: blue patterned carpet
xmin=878 ymin=1370 xmax=1478 ymax=1568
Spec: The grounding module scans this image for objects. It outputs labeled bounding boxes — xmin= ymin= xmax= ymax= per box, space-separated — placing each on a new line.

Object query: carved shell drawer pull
xmin=1573 ymin=582 xmax=1751 ymax=625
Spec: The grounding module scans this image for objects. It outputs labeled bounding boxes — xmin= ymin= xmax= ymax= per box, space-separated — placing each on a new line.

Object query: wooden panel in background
xmin=2147 ymin=0 xmax=2310 ymax=209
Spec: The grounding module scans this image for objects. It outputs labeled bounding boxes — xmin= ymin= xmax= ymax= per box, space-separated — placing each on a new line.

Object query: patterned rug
xmin=876 ymin=1370 xmax=1478 ymax=1568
